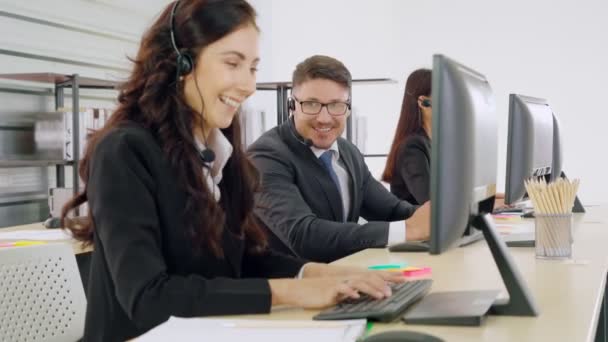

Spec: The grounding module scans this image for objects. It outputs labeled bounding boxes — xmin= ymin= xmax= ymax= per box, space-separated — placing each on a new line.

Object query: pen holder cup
xmin=535 ymin=213 xmax=573 ymax=259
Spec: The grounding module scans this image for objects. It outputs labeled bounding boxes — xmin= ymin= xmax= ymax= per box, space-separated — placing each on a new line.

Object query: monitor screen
xmin=505 ymin=94 xmax=562 ymax=205
xmin=429 ymin=55 xmax=498 ymax=255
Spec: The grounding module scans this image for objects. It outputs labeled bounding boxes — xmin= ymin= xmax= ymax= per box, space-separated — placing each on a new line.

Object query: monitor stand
xmin=402 ymin=214 xmax=539 ymax=325
xmin=475 ymin=214 xmax=539 ymax=315
xmin=388 ymin=228 xmax=483 ymax=253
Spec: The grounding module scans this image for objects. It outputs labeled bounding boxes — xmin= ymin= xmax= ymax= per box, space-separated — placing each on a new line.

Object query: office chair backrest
xmin=0 ymin=243 xmax=87 ymax=342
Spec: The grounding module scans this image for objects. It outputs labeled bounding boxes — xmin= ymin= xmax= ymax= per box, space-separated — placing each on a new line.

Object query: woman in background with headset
xmin=62 ymin=1 xmax=405 ymax=341
xmin=383 ymin=69 xmax=506 ymax=207
xmin=382 ymin=69 xmax=432 ymax=205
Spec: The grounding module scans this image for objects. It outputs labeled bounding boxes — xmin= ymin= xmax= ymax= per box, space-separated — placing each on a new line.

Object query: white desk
xmin=234 ymin=206 xmax=608 ymax=341
xmin=0 ymin=222 xmax=91 ymax=255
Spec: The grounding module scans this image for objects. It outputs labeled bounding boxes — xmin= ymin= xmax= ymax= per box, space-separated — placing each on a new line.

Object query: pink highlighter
xmin=390 ymin=266 xmax=432 ymax=277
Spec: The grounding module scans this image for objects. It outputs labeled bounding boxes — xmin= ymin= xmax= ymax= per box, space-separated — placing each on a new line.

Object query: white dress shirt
xmin=194 ymin=128 xmax=233 ymax=202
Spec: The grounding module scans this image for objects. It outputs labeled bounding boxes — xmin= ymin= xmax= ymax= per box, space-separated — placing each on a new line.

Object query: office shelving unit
xmin=0 ymin=75 xmax=390 ymax=221
xmin=0 ymin=73 xmax=118 ymax=215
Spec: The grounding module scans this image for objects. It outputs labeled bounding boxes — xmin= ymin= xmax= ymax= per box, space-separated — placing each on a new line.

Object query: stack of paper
xmin=492 ymin=213 xmax=523 ymax=222
xmin=0 ymin=229 xmax=73 ymax=241
xmin=495 ymin=218 xmax=534 ymax=232
xmin=138 ymin=317 xmax=367 ymax=342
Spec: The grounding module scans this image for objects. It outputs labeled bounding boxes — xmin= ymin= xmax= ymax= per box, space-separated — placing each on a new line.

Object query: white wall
xmin=1 ymin=0 xmax=606 ymax=204
xmin=249 ymin=0 xmax=608 ymax=205
xmin=0 ymin=0 xmax=167 ymax=215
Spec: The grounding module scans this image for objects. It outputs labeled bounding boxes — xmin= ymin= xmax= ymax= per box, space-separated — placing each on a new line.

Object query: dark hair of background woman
xmin=382 ymin=68 xmax=431 ymax=183
xmin=61 ymin=0 xmax=266 ymax=257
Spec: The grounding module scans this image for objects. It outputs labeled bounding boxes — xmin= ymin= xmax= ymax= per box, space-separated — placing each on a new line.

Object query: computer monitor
xmin=505 ymin=94 xmax=559 ymax=204
xmin=428 ymin=55 xmax=538 ymax=317
xmin=504 ymin=94 xmax=584 ymax=211
xmin=429 ymin=56 xmax=498 ymax=254
xmin=387 ymin=59 xmax=488 ymax=253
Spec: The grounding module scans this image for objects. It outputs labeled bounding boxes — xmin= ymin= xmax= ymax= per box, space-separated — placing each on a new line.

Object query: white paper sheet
xmin=138 ymin=317 xmax=367 ymax=342
xmin=0 ymin=229 xmax=73 ymax=241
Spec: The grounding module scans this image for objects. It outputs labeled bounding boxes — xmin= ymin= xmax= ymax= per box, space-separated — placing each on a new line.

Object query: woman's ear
xmin=418 ymin=96 xmax=431 ymax=108
xmin=182 ymin=70 xmax=195 ymax=83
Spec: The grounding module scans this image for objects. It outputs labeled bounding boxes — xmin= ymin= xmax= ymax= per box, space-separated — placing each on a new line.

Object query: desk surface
xmin=0 ymin=222 xmax=91 ymax=255
xmin=232 ymin=206 xmax=608 ymax=342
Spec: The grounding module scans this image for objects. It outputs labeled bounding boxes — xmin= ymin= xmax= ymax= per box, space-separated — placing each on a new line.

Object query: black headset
xmin=170 ymin=0 xmax=193 ymax=77
xmin=288 ymin=116 xmax=313 ymax=147
xmin=407 ymin=89 xmax=431 ymax=108
xmin=286 ymin=97 xmax=313 ymax=147
xmin=287 ymin=97 xmax=296 ymax=112
xmin=170 ymin=0 xmax=215 ymax=164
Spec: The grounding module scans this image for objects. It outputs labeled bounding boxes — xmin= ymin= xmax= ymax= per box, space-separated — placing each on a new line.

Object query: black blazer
xmin=248 ymin=121 xmax=416 ymax=263
xmin=83 ymin=123 xmax=305 ymax=342
xmin=389 ymin=133 xmax=431 ymax=205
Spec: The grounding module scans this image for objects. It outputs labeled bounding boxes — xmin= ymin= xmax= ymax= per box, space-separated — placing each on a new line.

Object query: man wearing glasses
xmin=248 ymin=55 xmax=430 ymax=263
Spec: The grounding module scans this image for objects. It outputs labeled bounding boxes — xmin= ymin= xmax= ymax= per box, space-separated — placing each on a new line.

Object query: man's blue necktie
xmin=319 ymin=150 xmax=343 ymax=207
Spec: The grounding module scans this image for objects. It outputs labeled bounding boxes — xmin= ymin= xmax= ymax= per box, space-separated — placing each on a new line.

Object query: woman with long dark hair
xmin=382 ymin=69 xmax=505 ymax=207
xmin=382 ymin=69 xmax=432 ymax=205
xmin=63 ymin=1 xmax=405 ymax=341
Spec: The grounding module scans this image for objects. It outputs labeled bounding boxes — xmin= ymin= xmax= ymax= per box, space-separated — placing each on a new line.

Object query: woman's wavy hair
xmin=61 ymin=0 xmax=267 ymax=257
xmin=382 ymin=68 xmax=431 ymax=182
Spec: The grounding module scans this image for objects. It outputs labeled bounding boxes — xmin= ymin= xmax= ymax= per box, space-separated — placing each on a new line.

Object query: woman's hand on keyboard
xmin=269 ymin=271 xmax=407 ymax=309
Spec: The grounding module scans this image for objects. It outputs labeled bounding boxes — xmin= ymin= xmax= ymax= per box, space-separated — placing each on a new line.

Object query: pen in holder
xmin=525 ymin=178 xmax=580 ymax=259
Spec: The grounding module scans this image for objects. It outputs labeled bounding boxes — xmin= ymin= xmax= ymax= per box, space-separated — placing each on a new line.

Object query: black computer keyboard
xmin=313 ymin=279 xmax=433 ymax=322
xmin=492 ymin=206 xmax=524 ymax=214
xmin=492 ymin=206 xmax=535 ymax=218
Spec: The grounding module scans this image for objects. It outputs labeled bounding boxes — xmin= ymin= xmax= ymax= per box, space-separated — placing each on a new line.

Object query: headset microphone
xmin=289 ymin=118 xmax=313 ymax=147
xmin=194 ymin=76 xmax=216 ymax=164
xmin=199 ymin=148 xmax=216 ymax=164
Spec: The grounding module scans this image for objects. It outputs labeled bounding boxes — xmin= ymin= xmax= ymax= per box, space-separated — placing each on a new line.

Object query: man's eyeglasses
xmin=292 ymin=96 xmax=351 ymax=116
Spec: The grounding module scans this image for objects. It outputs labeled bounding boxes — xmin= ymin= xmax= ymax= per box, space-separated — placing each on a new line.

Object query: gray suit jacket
xmin=248 ymin=121 xmax=416 ymax=262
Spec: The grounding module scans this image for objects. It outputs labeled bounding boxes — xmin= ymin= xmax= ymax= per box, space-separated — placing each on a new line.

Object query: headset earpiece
xmin=176 ymin=53 xmax=193 ymax=76
xmin=420 ymin=98 xmax=431 ymax=108
xmin=287 ymin=97 xmax=295 ymax=112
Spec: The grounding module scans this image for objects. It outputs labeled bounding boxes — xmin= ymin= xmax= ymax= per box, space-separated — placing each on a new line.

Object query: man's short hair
xmin=292 ymin=55 xmax=352 ymax=90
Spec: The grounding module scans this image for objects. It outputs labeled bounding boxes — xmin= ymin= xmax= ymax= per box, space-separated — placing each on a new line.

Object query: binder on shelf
xmin=60 ymin=107 xmax=111 ymax=161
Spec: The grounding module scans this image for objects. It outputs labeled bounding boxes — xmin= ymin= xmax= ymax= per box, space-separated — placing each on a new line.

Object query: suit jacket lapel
xmin=338 ymin=140 xmax=358 ymax=221
xmin=278 ymin=122 xmax=344 ymax=222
